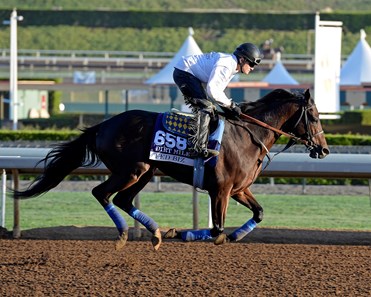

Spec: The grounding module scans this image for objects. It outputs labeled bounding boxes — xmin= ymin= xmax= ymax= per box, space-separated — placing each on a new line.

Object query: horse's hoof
xmin=214 ymin=234 xmax=230 ymax=245
xmin=164 ymin=228 xmax=178 ymax=239
xmin=151 ymin=229 xmax=162 ymax=251
xmin=115 ymin=232 xmax=128 ymax=250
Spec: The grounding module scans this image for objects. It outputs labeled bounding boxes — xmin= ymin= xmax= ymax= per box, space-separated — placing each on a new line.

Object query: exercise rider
xmin=173 ymin=42 xmax=262 ymax=158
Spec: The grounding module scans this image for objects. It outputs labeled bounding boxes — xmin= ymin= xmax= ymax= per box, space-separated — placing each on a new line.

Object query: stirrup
xmin=200 ymin=149 xmax=219 ymax=158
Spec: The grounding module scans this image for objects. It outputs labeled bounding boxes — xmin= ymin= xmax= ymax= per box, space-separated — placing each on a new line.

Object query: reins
xmin=239 ymin=112 xmax=308 ymax=146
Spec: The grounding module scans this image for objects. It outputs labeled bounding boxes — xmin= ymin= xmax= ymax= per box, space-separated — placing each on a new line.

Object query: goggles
xmin=245 ymin=57 xmax=261 ymax=68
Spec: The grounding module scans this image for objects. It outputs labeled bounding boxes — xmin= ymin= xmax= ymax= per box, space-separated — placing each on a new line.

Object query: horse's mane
xmin=239 ymin=89 xmax=304 ymax=115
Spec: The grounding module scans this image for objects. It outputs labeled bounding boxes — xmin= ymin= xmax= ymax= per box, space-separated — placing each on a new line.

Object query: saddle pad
xmin=149 ymin=113 xmax=225 ymax=167
xmin=162 ymin=111 xmax=194 ymax=137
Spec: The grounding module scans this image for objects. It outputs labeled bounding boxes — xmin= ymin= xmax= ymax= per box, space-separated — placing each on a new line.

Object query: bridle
xmin=238 ymin=99 xmax=324 ymax=169
xmin=289 ymin=103 xmax=324 ymax=150
xmin=239 ymin=101 xmax=324 ymax=151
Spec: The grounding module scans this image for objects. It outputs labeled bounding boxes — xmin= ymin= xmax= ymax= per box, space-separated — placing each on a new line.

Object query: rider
xmin=173 ymin=42 xmax=262 ymax=158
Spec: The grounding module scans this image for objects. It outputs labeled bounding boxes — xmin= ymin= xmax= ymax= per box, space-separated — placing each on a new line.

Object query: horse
xmin=14 ymin=88 xmax=329 ymax=250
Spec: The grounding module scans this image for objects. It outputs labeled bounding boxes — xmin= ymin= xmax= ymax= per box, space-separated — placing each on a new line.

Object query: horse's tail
xmin=14 ymin=124 xmax=102 ymax=199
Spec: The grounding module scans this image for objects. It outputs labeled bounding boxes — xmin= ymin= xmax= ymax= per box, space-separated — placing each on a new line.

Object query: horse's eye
xmin=311 ymin=117 xmax=319 ymax=124
xmin=307 ymin=113 xmax=319 ymax=123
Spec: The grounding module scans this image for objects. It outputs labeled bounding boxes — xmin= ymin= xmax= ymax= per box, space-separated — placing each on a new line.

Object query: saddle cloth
xmin=149 ymin=111 xmax=224 ymax=167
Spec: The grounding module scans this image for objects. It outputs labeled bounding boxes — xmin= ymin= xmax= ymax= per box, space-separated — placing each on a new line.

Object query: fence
xmin=0 ymin=49 xmax=317 ymax=71
xmin=1 ymin=147 xmax=371 ymax=238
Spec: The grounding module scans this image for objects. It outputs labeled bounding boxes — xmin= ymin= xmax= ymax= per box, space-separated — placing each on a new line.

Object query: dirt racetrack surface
xmin=1 ymin=226 xmax=371 ymax=296
xmin=2 ymin=182 xmax=371 ymax=296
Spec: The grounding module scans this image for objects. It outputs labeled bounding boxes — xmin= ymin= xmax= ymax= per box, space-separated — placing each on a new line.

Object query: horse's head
xmin=286 ymin=89 xmax=330 ymax=159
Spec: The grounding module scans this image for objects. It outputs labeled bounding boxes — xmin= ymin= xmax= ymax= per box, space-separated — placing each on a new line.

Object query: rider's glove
xmin=220 ymin=101 xmax=241 ymax=120
xmin=230 ymin=101 xmax=242 ymax=118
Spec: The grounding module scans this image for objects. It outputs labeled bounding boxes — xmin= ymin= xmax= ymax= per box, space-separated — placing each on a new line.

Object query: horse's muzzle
xmin=309 ymin=145 xmax=330 ymax=159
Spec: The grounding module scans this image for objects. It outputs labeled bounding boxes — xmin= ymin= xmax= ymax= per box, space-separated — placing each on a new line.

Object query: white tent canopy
xmin=262 ymin=52 xmax=299 ymax=85
xmin=340 ymin=29 xmax=371 ymax=86
xmin=145 ymin=28 xmax=202 ymax=85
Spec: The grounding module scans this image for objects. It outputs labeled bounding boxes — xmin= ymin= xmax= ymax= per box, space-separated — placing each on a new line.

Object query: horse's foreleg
xmin=164 ymin=228 xmax=214 ymax=241
xmin=166 ymin=192 xmax=229 ymax=242
xmin=172 ymin=228 xmax=213 ymax=241
xmin=227 ymin=218 xmax=257 ymax=242
xmin=216 ymin=188 xmax=263 ymax=244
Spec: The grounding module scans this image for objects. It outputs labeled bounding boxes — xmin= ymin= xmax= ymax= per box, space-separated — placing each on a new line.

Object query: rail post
xmin=133 ymin=194 xmax=141 ymax=239
xmin=1 ymin=169 xmax=6 ymax=227
xmin=11 ymin=169 xmax=20 ymax=238
xmin=192 ymin=188 xmax=199 ymax=229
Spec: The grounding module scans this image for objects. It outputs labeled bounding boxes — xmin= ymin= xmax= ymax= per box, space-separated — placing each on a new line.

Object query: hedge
xmin=0 ymin=10 xmax=370 ymax=33
xmin=1 ymin=129 xmax=370 ymax=145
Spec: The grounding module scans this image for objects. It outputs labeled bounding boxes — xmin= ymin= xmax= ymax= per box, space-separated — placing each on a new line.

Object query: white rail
xmin=1 ymin=148 xmax=370 ymax=178
xmin=0 ymin=49 xmax=320 ymax=71
xmin=1 ymin=148 xmax=371 ymax=238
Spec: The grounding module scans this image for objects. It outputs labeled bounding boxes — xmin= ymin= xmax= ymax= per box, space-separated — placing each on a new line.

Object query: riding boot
xmin=195 ymin=110 xmax=219 ymax=158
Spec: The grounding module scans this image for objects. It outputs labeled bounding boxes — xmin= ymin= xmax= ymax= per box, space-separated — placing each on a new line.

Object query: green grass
xmin=4 ymin=191 xmax=371 ymax=231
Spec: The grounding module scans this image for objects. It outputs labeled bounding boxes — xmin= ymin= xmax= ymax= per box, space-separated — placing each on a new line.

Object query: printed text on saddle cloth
xmin=149 ymin=113 xmax=224 ymax=166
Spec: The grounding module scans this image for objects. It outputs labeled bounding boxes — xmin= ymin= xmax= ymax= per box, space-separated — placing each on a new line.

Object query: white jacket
xmin=175 ymin=52 xmax=238 ymax=107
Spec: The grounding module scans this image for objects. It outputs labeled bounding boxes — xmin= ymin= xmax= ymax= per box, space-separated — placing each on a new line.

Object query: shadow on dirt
xmin=2 ymin=226 xmax=370 ymax=246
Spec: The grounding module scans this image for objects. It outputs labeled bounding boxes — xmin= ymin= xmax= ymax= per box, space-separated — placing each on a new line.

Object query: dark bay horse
xmin=15 ymin=89 xmax=329 ymax=250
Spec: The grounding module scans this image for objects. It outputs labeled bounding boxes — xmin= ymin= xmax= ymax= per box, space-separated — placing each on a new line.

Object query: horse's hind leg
xmin=91 ymin=162 xmax=153 ymax=249
xmin=112 ymin=169 xmax=162 ymax=251
xmin=92 ymin=175 xmax=131 ymax=249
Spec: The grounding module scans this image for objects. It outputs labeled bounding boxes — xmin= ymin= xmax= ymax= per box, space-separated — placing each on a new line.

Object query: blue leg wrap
xmin=104 ymin=203 xmax=128 ymax=235
xmin=181 ymin=229 xmax=212 ymax=242
xmin=228 ymin=218 xmax=257 ymax=241
xmin=128 ymin=207 xmax=159 ymax=234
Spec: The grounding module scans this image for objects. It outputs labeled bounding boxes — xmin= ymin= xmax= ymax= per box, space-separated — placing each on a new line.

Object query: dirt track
xmin=2 ymin=182 xmax=370 ymax=296
xmin=1 ymin=226 xmax=371 ymax=296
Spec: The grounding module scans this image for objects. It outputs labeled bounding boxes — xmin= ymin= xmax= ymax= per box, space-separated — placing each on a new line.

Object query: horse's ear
xmin=304 ymin=89 xmax=311 ymax=103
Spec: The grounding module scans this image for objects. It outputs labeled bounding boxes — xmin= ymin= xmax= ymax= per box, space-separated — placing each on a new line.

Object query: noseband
xmin=289 ymin=103 xmax=324 ymax=151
